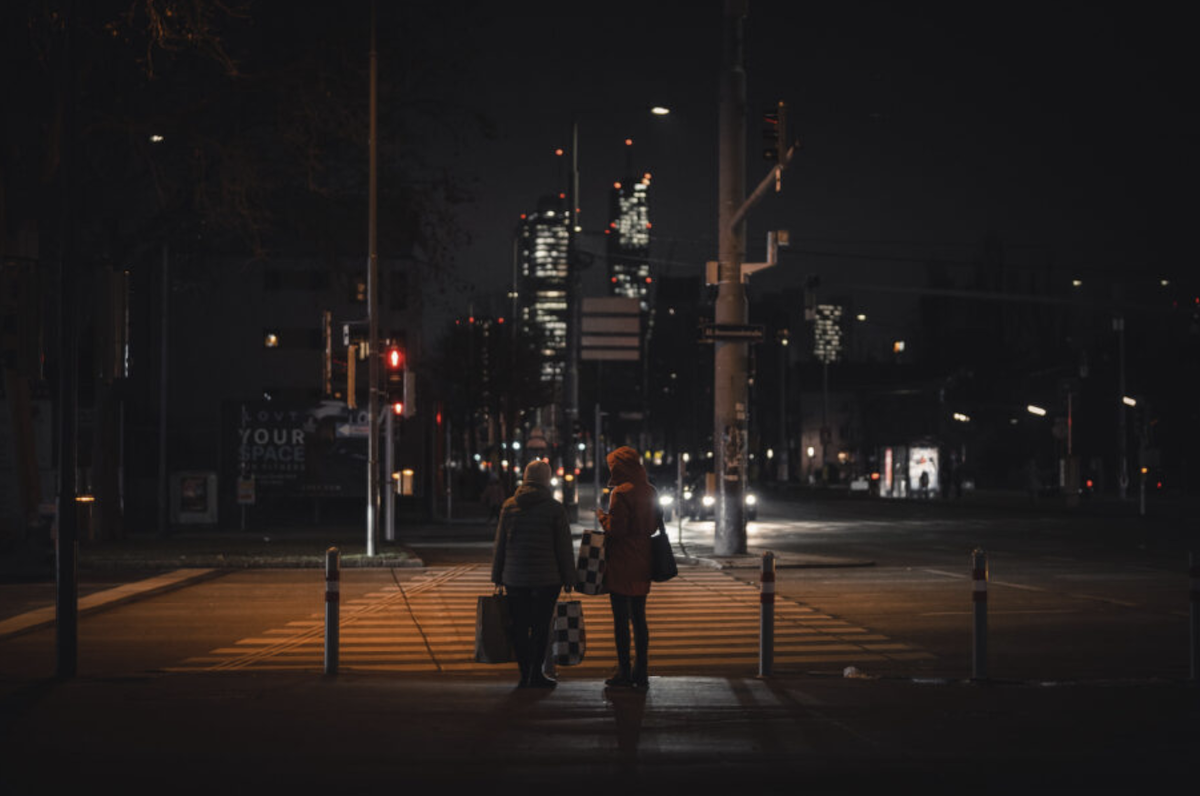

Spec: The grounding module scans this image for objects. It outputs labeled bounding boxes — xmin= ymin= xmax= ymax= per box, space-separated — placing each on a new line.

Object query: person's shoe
xmin=631 ymin=671 xmax=649 ymax=688
xmin=527 ymin=672 xmax=558 ymax=688
xmin=604 ymin=669 xmax=634 ymax=688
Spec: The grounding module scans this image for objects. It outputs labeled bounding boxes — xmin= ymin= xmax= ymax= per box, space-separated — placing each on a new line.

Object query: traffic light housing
xmin=384 ymin=342 xmax=415 ymax=418
xmin=762 ymin=100 xmax=788 ymax=162
xmin=385 ymin=344 xmax=405 ymax=409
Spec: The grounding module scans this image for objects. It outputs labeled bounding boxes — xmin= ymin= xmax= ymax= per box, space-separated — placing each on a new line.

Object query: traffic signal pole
xmin=714 ymin=1 xmax=797 ymax=556
xmin=714 ymin=0 xmax=750 ymax=556
xmin=385 ymin=406 xmax=395 ymax=542
xmin=365 ymin=2 xmax=380 ymax=557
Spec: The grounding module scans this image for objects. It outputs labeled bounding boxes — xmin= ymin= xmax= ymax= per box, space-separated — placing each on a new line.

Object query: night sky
xmin=442 ymin=1 xmax=1194 ymax=327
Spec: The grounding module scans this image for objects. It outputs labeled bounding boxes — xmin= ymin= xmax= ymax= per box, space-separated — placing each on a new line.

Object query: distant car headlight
xmin=659 ymin=494 xmax=674 ymax=507
xmin=702 ymin=495 xmax=716 ymax=508
xmin=550 ymin=476 xmax=560 ymax=487
xmin=744 ymin=493 xmax=757 ymax=506
xmin=682 ymin=490 xmax=693 ymax=500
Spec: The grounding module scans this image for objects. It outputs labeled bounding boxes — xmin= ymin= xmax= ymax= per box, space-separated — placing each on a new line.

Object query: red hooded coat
xmin=598 ymin=446 xmax=657 ymax=596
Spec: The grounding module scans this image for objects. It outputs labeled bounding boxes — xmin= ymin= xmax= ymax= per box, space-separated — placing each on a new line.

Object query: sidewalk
xmin=1 ymin=667 xmax=1194 ymax=795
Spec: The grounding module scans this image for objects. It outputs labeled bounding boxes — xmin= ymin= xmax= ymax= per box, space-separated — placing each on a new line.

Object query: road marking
xmin=922 ymin=569 xmax=1048 ymax=592
xmin=167 ymin=565 xmax=934 ymax=675
xmin=1065 ymin=593 xmax=1140 ymax=608
xmin=920 ymin=609 xmax=1079 ymax=617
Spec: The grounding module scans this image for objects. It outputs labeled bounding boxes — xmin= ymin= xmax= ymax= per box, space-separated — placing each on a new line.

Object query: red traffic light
xmin=391 ymin=401 xmax=404 ymax=416
xmin=386 ymin=347 xmax=403 ymax=369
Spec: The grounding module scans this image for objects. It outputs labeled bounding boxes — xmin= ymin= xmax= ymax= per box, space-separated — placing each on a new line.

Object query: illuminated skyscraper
xmin=518 ymin=195 xmax=570 ymax=382
xmin=606 ymin=147 xmax=652 ymax=309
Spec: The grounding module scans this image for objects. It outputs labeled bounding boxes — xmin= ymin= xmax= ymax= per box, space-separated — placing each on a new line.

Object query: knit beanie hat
xmin=523 ymin=459 xmax=552 ymax=487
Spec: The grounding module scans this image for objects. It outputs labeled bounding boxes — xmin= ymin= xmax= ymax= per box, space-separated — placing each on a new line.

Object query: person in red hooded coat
xmin=596 ymin=446 xmax=657 ymax=687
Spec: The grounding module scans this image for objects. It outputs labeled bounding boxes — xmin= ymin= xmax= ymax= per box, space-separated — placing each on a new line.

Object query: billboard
xmin=225 ymin=400 xmax=368 ymax=499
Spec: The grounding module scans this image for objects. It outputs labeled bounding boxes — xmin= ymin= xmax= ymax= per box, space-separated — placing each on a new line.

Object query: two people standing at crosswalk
xmin=490 ymin=446 xmax=659 ymax=689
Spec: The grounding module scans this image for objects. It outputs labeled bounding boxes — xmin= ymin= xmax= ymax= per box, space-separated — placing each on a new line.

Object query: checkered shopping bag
xmin=550 ymin=600 xmax=586 ymax=666
xmin=576 ymin=528 xmax=606 ymax=595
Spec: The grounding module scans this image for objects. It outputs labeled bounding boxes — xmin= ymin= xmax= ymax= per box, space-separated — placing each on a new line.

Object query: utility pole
xmin=55 ymin=1 xmax=79 ymax=679
xmin=714 ymin=0 xmax=749 ymax=555
xmin=713 ymin=2 xmax=797 ymax=556
xmin=365 ymin=1 xmax=380 ymax=556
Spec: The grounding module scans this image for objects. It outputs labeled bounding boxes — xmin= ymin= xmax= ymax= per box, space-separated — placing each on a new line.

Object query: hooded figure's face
xmin=605 ymin=446 xmax=645 ymax=485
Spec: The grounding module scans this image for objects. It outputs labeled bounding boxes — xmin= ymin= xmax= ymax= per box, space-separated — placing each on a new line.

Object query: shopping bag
xmin=576 ymin=529 xmax=607 ymax=595
xmin=474 ymin=588 xmax=514 ymax=664
xmin=550 ymin=600 xmax=586 ymax=666
xmin=650 ymin=528 xmax=678 ymax=582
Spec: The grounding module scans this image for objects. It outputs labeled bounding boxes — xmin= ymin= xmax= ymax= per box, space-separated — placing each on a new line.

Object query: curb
xmin=0 ymin=568 xmax=226 ymax=641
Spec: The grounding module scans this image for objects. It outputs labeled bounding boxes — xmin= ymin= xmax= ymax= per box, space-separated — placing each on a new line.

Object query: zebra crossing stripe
xmin=167 ymin=565 xmax=933 ymax=673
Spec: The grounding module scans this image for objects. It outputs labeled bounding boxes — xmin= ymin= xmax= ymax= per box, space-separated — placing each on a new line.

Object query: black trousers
xmin=609 ymin=592 xmax=649 ymax=675
xmin=505 ymin=585 xmax=560 ymax=680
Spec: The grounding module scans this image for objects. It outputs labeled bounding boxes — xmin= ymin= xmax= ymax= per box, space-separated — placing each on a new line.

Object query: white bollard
xmin=972 ymin=548 xmax=988 ymax=681
xmin=325 ymin=547 xmax=340 ymax=675
xmin=759 ymin=551 xmax=775 ymax=677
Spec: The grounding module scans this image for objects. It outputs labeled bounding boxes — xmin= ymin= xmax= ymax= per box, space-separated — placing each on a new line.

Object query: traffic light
xmin=761 ymin=100 xmax=788 ymax=162
xmin=386 ymin=344 xmax=404 ymax=372
xmin=384 ymin=343 xmax=415 ymax=417
xmin=385 ymin=343 xmax=404 ymax=407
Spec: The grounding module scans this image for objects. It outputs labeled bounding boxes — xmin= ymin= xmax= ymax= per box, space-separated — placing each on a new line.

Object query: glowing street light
xmin=1027 ymin=404 xmax=1047 ymax=417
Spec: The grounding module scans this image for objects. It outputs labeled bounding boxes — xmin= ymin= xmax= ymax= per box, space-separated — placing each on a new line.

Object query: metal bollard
xmin=325 ymin=547 xmax=340 ymax=675
xmin=971 ymin=548 xmax=988 ymax=681
xmin=1190 ymin=552 xmax=1198 ymax=683
xmin=759 ymin=551 xmax=775 ymax=677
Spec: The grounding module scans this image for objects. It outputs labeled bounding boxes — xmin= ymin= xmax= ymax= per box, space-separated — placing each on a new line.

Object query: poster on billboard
xmin=909 ymin=446 xmax=939 ymax=499
xmin=225 ymin=400 xmax=368 ymax=499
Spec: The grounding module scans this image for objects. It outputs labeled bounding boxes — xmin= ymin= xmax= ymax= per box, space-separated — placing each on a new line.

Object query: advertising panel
xmin=909 ymin=446 xmax=939 ymax=499
xmin=225 ymin=400 xmax=368 ymax=499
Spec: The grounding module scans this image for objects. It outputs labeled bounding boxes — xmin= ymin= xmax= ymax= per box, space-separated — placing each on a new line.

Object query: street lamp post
xmin=1115 ymin=316 xmax=1127 ymax=500
xmin=563 ymin=117 xmax=581 ymax=513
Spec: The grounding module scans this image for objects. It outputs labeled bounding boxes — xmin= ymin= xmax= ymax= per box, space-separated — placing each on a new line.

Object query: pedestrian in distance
xmin=490 ymin=459 xmax=577 ymax=688
xmin=596 ymin=446 xmax=657 ymax=688
xmin=481 ymin=473 xmax=505 ymax=523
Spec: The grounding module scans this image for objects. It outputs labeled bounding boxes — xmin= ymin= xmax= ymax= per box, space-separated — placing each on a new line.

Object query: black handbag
xmin=650 ymin=514 xmax=678 ymax=582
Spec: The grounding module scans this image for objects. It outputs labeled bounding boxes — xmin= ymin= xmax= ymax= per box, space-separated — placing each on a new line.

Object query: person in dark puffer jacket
xmin=491 ymin=459 xmax=577 ymax=688
xmin=596 ymin=446 xmax=657 ymax=688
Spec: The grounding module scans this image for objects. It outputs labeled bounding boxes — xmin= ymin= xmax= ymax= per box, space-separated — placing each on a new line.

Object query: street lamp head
xmin=650 ymin=106 xmax=671 ymax=116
